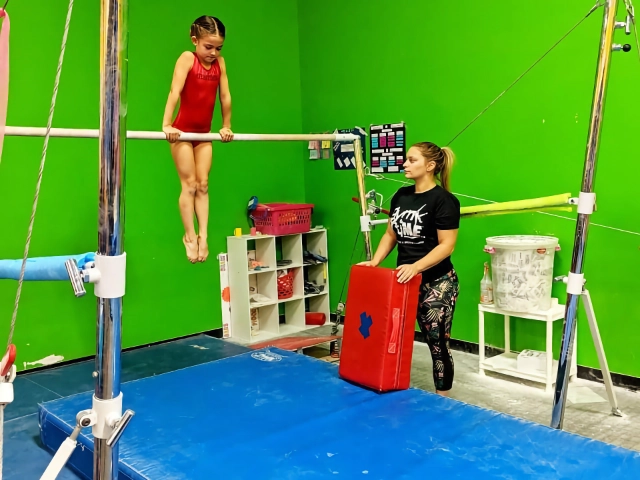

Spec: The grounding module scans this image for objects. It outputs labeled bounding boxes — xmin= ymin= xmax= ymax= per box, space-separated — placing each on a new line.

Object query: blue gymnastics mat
xmin=39 ymin=348 xmax=640 ymax=479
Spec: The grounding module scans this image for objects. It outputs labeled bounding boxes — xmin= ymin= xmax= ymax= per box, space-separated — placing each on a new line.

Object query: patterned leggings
xmin=416 ymin=269 xmax=459 ymax=392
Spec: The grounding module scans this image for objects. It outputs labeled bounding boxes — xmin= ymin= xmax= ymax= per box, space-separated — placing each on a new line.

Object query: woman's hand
xmin=220 ymin=127 xmax=234 ymax=142
xmin=163 ymin=126 xmax=182 ymax=143
xmin=357 ymin=260 xmax=378 ymax=267
xmin=396 ymin=263 xmax=419 ymax=283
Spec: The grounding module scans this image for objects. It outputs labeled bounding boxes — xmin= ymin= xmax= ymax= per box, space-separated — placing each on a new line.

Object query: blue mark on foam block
xmin=359 ymin=312 xmax=372 ymax=339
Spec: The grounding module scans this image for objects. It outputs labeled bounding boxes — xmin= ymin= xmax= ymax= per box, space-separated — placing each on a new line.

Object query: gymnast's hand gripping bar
xmin=3 ymin=126 xmax=359 ymax=142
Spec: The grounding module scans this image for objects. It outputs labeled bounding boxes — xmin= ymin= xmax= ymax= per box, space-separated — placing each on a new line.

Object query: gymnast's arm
xmin=360 ymin=220 xmax=397 ymax=267
xmin=162 ymin=52 xmax=193 ymax=140
xmin=218 ymin=57 xmax=232 ymax=131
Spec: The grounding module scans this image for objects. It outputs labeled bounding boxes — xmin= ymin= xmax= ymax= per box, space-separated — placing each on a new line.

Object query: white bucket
xmin=484 ymin=235 xmax=560 ymax=313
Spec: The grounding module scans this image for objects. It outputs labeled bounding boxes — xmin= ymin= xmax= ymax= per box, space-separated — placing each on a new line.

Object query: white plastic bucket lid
xmin=486 ymin=235 xmax=559 ymax=250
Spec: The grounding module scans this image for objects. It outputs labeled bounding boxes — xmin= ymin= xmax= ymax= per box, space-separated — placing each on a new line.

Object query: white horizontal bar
xmin=3 ymin=126 xmax=358 ymax=142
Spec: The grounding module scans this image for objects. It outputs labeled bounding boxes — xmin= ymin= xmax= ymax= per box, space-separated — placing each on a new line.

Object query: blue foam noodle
xmin=0 ymin=253 xmax=95 ymax=281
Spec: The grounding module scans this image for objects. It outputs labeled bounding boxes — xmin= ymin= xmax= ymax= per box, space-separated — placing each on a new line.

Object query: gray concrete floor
xmin=271 ymin=325 xmax=640 ymax=453
xmin=409 ymin=342 xmax=640 ymax=452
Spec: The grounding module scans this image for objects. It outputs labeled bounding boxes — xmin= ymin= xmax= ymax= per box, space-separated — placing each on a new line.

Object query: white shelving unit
xmin=227 ymin=227 xmax=330 ymax=344
xmin=478 ymin=299 xmax=577 ymax=392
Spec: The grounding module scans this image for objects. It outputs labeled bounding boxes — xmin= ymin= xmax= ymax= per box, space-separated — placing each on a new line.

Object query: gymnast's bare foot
xmin=183 ymin=235 xmax=199 ymax=263
xmin=198 ymin=235 xmax=209 ymax=262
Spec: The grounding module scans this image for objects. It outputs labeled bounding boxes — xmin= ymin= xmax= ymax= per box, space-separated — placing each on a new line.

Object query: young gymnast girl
xmin=162 ymin=15 xmax=233 ymax=263
xmin=360 ymin=142 xmax=460 ymax=396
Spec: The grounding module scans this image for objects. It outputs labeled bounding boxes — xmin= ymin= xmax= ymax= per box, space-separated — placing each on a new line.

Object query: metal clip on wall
xmin=64 ymin=254 xmax=126 ymax=299
xmin=615 ymin=9 xmax=633 ymax=36
xmin=65 ymin=259 xmax=99 ymax=297
xmin=359 ymin=190 xmax=390 ymax=233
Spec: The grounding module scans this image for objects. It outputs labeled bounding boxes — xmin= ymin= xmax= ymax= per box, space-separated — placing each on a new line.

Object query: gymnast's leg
xmin=417 ymin=270 xmax=460 ymax=396
xmin=170 ymin=140 xmax=199 ymax=263
xmin=194 ymin=141 xmax=212 ymax=262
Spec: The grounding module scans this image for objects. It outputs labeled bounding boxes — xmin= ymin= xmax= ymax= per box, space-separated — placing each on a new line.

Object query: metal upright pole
xmin=551 ymin=0 xmax=621 ymax=429
xmin=95 ymin=0 xmax=128 ymax=477
xmin=353 ymin=137 xmax=372 ymax=260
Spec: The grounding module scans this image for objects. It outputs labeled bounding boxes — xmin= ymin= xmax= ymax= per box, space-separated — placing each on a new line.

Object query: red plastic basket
xmin=251 ymin=203 xmax=314 ymax=235
xmin=277 ymin=271 xmax=294 ymax=299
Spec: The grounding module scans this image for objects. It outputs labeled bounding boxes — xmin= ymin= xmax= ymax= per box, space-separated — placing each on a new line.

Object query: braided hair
xmin=191 ymin=16 xmax=226 ymax=39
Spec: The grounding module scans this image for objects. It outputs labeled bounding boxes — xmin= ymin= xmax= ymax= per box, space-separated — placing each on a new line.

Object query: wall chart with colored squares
xmin=370 ymin=122 xmax=407 ymax=173
xmin=1 ymin=0 xmax=640 ymax=479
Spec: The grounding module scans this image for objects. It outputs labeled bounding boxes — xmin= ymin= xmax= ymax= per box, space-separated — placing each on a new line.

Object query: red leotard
xmin=172 ymin=52 xmax=221 ymax=136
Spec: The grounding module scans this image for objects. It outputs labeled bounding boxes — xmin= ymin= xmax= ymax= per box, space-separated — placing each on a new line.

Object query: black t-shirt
xmin=389 ymin=185 xmax=460 ymax=284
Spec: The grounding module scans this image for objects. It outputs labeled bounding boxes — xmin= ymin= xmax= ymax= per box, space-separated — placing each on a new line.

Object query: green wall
xmin=298 ymin=1 xmax=640 ymax=377
xmin=0 ymin=0 xmax=305 ymax=369
xmin=3 ymin=0 xmax=640 ymax=379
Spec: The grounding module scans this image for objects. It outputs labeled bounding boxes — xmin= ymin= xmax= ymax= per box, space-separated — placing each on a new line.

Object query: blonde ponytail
xmin=410 ymin=142 xmax=456 ymax=192
xmin=439 ymin=146 xmax=455 ymax=192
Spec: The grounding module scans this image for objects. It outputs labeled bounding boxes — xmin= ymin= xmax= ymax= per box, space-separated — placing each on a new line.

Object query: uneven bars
xmin=3 ymin=126 xmax=359 ymax=142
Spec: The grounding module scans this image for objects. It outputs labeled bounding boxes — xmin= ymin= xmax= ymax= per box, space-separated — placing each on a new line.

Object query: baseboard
xmin=577 ymin=365 xmax=640 ymax=391
xmin=413 ymin=334 xmax=640 ymax=391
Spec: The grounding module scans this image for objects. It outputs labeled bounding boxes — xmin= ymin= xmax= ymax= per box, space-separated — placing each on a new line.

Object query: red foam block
xmin=339 ymin=265 xmax=421 ymax=392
